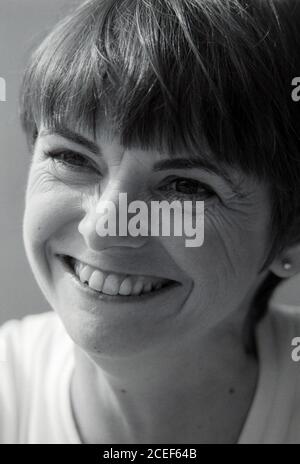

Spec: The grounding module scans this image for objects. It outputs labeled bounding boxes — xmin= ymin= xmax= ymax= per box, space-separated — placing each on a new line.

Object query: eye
xmin=44 ymin=149 xmax=98 ymax=173
xmin=171 ymin=179 xmax=204 ymax=195
xmin=159 ymin=177 xmax=215 ymax=200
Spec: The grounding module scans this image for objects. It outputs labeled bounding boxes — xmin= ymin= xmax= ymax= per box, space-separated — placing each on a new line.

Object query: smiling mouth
xmin=61 ymin=255 xmax=178 ymax=297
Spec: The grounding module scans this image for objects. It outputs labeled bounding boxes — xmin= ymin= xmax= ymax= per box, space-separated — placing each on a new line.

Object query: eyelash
xmin=159 ymin=177 xmax=216 ymax=201
xmin=44 ymin=149 xmax=99 ymax=173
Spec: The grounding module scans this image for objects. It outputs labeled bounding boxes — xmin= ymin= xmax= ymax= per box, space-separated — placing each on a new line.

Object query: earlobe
xmin=269 ymin=259 xmax=294 ymax=278
xmin=269 ymin=243 xmax=300 ymax=278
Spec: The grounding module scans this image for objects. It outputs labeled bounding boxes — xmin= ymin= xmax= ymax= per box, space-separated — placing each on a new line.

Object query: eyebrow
xmin=39 ymin=127 xmax=100 ymax=155
xmin=39 ymin=128 xmax=238 ymax=192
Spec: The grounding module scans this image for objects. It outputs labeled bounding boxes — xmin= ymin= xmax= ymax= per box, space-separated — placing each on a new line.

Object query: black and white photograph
xmin=1 ymin=0 xmax=300 ymax=446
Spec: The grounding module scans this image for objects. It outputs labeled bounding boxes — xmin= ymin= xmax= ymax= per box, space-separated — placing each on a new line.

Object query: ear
xmin=269 ymin=242 xmax=300 ymax=278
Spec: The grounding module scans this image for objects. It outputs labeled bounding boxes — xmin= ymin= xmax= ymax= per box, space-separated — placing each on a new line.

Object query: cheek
xmin=23 ymin=168 xmax=82 ymax=259
xmin=162 ymin=202 xmax=270 ymax=315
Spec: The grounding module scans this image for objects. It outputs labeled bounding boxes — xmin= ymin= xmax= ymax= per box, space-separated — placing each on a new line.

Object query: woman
xmin=1 ymin=0 xmax=300 ymax=444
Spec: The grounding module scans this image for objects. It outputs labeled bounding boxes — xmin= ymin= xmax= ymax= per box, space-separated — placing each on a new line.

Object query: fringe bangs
xmin=20 ymin=0 xmax=298 ymax=175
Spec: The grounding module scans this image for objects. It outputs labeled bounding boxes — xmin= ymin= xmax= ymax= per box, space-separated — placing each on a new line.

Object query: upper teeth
xmin=72 ymin=259 xmax=170 ymax=296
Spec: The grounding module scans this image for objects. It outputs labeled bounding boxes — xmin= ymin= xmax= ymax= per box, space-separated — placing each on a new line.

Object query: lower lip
xmin=58 ymin=255 xmax=180 ymax=304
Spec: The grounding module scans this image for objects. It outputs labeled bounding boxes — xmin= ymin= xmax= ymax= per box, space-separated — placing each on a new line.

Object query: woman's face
xmin=23 ymin=120 xmax=272 ymax=357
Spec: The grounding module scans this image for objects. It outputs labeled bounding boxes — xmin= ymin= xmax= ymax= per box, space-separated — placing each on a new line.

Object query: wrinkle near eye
xmin=27 ymin=164 xmax=61 ymax=195
xmin=203 ymin=180 xmax=271 ymax=282
xmin=204 ymin=207 xmax=238 ymax=277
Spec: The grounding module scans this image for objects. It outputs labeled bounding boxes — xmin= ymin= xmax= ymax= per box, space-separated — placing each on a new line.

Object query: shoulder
xmin=0 ymin=311 xmax=70 ymax=365
xmin=0 ymin=312 xmax=75 ymax=444
xmin=242 ymin=302 xmax=300 ymax=443
xmin=0 ymin=310 xmax=64 ymax=340
xmin=0 ymin=311 xmax=74 ymax=380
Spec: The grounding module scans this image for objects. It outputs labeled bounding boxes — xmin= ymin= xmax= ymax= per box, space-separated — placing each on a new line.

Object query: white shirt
xmin=1 ymin=304 xmax=300 ymax=444
xmin=0 ymin=312 xmax=81 ymax=444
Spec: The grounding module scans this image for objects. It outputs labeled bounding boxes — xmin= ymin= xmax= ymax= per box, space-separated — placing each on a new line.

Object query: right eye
xmin=44 ymin=149 xmax=99 ymax=173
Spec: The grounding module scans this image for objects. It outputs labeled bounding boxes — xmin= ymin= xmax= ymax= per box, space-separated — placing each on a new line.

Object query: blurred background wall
xmin=0 ymin=0 xmax=299 ymax=326
xmin=0 ymin=0 xmax=80 ymax=325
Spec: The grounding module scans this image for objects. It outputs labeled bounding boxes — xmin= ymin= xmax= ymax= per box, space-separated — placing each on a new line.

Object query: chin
xmin=54 ymin=300 xmax=174 ymax=359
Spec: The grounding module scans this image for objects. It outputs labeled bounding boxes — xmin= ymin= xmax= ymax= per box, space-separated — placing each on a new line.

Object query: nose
xmin=78 ymin=181 xmax=149 ymax=251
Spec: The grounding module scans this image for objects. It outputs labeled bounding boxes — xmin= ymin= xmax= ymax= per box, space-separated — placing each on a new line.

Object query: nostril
xmin=78 ymin=213 xmax=96 ymax=236
xmin=78 ymin=213 xmax=103 ymax=250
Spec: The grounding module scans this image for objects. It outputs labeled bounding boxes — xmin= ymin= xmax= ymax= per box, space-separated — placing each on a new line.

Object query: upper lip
xmin=60 ymin=254 xmax=179 ymax=284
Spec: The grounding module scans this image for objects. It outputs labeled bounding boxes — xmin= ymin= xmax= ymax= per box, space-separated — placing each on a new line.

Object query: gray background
xmin=0 ymin=0 xmax=80 ymax=325
xmin=0 ymin=0 xmax=299 ymax=326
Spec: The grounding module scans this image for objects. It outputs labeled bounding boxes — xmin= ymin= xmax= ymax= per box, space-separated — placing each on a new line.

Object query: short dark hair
xmin=20 ymin=0 xmax=300 ymax=266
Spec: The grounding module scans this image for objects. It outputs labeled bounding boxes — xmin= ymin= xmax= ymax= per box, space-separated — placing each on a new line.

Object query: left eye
xmin=160 ymin=177 xmax=214 ymax=198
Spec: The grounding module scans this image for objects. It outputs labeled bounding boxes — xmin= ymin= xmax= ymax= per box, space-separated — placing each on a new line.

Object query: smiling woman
xmin=2 ymin=0 xmax=300 ymax=444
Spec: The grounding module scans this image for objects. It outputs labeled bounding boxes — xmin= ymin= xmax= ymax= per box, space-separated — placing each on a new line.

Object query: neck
xmin=71 ymin=308 xmax=258 ymax=444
